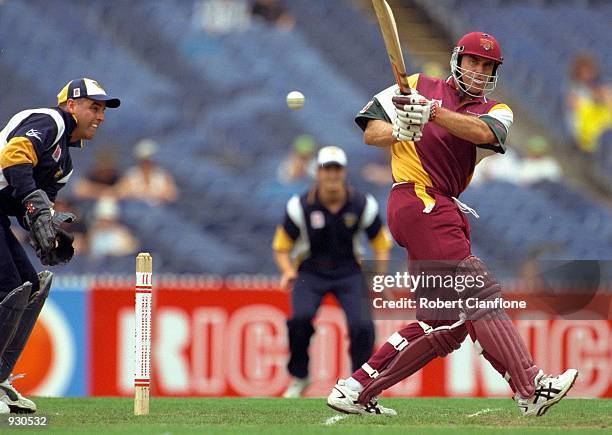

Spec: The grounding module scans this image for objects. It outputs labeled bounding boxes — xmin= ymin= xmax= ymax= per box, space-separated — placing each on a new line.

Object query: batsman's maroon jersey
xmin=357 ymin=74 xmax=513 ymax=211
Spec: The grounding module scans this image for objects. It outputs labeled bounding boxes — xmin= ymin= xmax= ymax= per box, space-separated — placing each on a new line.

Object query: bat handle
xmin=396 ymin=73 xmax=411 ymax=95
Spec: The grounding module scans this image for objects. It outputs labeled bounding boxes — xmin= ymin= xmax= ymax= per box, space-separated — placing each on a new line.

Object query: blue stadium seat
xmin=2 ymin=0 xmax=610 ymax=274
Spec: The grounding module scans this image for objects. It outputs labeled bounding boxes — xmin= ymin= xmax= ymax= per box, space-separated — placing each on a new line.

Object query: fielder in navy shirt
xmin=272 ymin=146 xmax=392 ymax=398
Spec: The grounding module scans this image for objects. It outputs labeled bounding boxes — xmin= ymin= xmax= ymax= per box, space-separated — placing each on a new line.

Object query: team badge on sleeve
xmin=359 ymin=100 xmax=374 ymax=114
xmin=52 ymin=145 xmax=62 ymax=162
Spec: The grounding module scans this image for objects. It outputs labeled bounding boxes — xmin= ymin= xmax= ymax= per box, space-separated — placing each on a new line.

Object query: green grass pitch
xmin=4 ymin=397 xmax=611 ymax=434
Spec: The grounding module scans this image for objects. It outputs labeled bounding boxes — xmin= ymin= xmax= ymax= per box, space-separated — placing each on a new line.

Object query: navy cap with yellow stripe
xmin=57 ymin=78 xmax=120 ymax=108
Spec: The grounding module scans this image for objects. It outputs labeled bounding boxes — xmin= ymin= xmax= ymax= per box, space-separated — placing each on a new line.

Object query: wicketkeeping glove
xmin=22 ymin=189 xmax=57 ymax=253
xmin=37 ymin=228 xmax=75 ymax=266
xmin=27 ymin=211 xmax=77 ymax=266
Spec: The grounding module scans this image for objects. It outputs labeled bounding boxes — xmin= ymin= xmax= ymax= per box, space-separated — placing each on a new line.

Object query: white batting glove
xmin=392 ymin=90 xmax=439 ymax=142
xmin=392 ymin=117 xmax=423 ymax=142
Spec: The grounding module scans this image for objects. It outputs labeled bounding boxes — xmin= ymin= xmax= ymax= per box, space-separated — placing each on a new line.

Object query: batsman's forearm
xmin=433 ymin=107 xmax=495 ymax=144
xmin=273 ymin=251 xmax=294 ymax=274
xmin=364 ymin=120 xmax=396 ymax=147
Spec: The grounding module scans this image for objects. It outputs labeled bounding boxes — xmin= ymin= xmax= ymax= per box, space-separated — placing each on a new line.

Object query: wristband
xmin=429 ymin=101 xmax=440 ymax=122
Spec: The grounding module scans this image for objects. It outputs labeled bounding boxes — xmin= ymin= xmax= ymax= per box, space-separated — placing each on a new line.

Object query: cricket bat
xmin=371 ymin=0 xmax=411 ymax=94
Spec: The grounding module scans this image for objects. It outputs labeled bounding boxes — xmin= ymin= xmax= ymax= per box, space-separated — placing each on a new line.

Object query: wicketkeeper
xmin=0 ymin=78 xmax=120 ymax=413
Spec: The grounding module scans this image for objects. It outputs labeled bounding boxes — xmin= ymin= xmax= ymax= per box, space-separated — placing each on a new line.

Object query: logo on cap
xmin=480 ymin=36 xmax=494 ymax=51
xmin=73 ymin=88 xmax=81 ymax=98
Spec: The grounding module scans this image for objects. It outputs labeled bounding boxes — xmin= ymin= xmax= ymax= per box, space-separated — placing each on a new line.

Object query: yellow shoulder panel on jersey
xmin=369 ymin=227 xmax=393 ymax=251
xmin=488 ymin=103 xmax=512 ymax=114
xmin=272 ymin=226 xmax=295 ymax=252
xmin=0 ymin=137 xmax=39 ymax=168
xmin=407 ymin=73 xmax=419 ymax=89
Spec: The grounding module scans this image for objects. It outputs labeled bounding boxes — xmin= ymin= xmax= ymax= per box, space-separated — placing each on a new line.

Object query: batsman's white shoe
xmin=515 ymin=369 xmax=578 ymax=416
xmin=0 ymin=401 xmax=9 ymax=414
xmin=282 ymin=377 xmax=311 ymax=398
xmin=327 ymin=379 xmax=397 ymax=416
xmin=0 ymin=375 xmax=36 ymax=413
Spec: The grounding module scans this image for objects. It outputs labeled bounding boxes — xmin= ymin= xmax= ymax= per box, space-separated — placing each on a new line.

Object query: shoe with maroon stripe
xmin=326 ymin=379 xmax=396 ymax=415
xmin=515 ymin=369 xmax=578 ymax=416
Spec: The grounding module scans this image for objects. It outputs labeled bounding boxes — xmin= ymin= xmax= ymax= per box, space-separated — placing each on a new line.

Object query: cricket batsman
xmin=0 ymin=78 xmax=120 ymax=413
xmin=326 ymin=32 xmax=578 ymax=416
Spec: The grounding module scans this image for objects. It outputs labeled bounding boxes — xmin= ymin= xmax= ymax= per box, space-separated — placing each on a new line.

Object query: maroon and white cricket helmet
xmin=450 ymin=32 xmax=503 ymax=97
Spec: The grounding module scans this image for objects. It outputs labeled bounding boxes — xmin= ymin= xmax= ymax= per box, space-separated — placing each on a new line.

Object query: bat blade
xmin=371 ymin=0 xmax=410 ymax=94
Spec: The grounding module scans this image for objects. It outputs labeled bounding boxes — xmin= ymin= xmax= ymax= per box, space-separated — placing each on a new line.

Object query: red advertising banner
xmin=89 ymin=281 xmax=612 ymax=398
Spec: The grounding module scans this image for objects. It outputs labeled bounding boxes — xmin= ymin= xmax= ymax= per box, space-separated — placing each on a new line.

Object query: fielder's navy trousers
xmin=286 ymin=271 xmax=375 ymax=379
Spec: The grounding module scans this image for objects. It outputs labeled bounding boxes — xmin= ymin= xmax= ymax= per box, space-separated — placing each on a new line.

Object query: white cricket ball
xmin=286 ymin=91 xmax=305 ymax=110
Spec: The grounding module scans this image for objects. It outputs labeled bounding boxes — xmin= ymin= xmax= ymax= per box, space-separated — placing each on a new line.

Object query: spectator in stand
xmin=251 ymin=0 xmax=295 ymax=30
xmin=573 ymin=84 xmax=612 ymax=153
xmin=565 ymin=53 xmax=612 ymax=152
xmin=472 ymin=136 xmax=562 ymax=186
xmin=193 ymin=0 xmax=251 ymax=35
xmin=277 ymin=135 xmax=317 ymax=185
xmin=470 ymin=147 xmax=522 ymax=185
xmin=87 ymin=197 xmax=138 ymax=259
xmin=117 ymin=139 xmax=178 ymax=205
xmin=72 ymin=149 xmax=122 ymax=200
xmin=422 ymin=61 xmax=445 ymax=80
xmin=517 ymin=136 xmax=562 ymax=186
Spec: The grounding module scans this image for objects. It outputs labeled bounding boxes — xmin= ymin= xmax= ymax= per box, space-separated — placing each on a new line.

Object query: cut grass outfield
xmin=4 ymin=397 xmax=611 ymax=434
